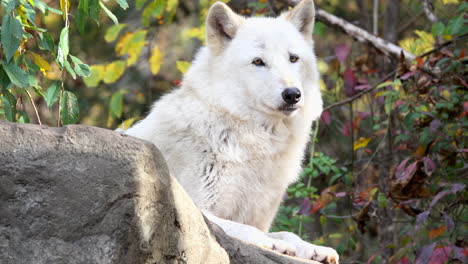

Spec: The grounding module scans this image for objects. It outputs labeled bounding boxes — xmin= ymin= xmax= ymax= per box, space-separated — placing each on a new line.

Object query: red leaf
xmin=358 ymin=111 xmax=371 ymax=119
xmin=464 ymin=101 xmax=468 ymax=112
xmin=423 ymin=157 xmax=436 ymax=176
xmin=416 ymin=57 xmax=424 ymax=68
xmin=334 ymin=192 xmax=346 ymax=197
xmin=428 ymin=246 xmax=451 ymax=264
xmin=173 ymin=80 xmax=182 ymax=86
xmin=334 ymin=44 xmax=350 ymax=63
xmin=367 ymin=253 xmax=378 ymax=264
xmin=398 ymin=160 xmax=419 ymax=184
xmin=343 ymin=68 xmax=358 ymax=97
xmin=398 ymin=257 xmax=410 ymax=264
xmin=321 ymin=110 xmax=331 ymax=125
xmin=394 ymin=100 xmax=404 ymax=108
xmin=400 ymin=71 xmax=416 ymax=80
xmin=342 ymin=121 xmax=351 ymax=137
xmin=396 ymin=158 xmax=411 ymax=179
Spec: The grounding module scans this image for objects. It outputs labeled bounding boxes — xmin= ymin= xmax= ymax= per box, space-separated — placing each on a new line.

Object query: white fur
xmin=126 ymin=1 xmax=338 ymax=262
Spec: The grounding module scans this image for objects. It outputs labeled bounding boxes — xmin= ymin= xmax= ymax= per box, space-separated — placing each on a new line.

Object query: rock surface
xmin=0 ymin=121 xmax=318 ymax=264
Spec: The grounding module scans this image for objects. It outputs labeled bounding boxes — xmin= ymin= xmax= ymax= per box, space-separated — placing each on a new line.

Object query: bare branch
xmin=315 ymin=8 xmax=416 ymax=62
xmin=422 ymin=0 xmax=438 ymax=23
xmin=323 ymin=33 xmax=468 ymax=112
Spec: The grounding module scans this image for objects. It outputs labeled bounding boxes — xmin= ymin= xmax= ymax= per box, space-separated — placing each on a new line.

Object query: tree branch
xmin=322 ymin=32 xmax=468 ymax=112
xmin=422 ymin=0 xmax=438 ymax=23
xmin=314 ymin=8 xmax=416 ymax=62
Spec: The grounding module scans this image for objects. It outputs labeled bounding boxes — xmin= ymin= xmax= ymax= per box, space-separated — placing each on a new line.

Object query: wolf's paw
xmin=263 ymin=237 xmax=296 ymax=257
xmin=267 ymin=231 xmax=339 ymax=264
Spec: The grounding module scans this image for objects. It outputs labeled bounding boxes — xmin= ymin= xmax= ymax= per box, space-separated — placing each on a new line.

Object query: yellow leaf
xmin=398 ymin=31 xmax=434 ymax=56
xmin=103 ymin=60 xmax=126 ymax=84
xmin=375 ymin=91 xmax=386 ymax=98
xmin=115 ymin=32 xmax=134 ymax=56
xmin=59 ymin=0 xmax=70 ymax=21
xmin=166 ymin=0 xmax=178 ymax=11
xmin=441 ymin=90 xmax=451 ymax=99
xmin=115 ymin=30 xmax=147 ymax=66
xmin=126 ymin=31 xmax=147 ymax=66
xmin=149 ymin=46 xmax=163 ymax=75
xmin=319 ymin=79 xmax=327 ymax=92
xmin=104 ymin=24 xmax=127 ymax=43
xmin=83 ymin=65 xmax=105 ymax=87
xmin=31 ymin=52 xmax=51 ymax=75
xmin=353 ymin=137 xmax=372 ymax=151
xmin=176 ymin=60 xmax=191 ymax=74
xmin=442 ymin=0 xmax=458 ymax=3
xmin=118 ymin=117 xmax=137 ymax=130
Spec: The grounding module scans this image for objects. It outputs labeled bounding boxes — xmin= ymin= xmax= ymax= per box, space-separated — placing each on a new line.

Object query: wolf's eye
xmin=252 ymin=58 xmax=266 ymax=67
xmin=289 ymin=55 xmax=299 ymax=63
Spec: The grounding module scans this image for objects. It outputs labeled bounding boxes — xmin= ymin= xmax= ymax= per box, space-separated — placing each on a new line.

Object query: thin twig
xmin=323 ymin=33 xmax=468 ymax=112
xmin=25 ymin=89 xmax=42 ymax=125
xmin=323 ymin=70 xmax=396 ymax=112
xmin=57 ymin=86 xmax=63 ymax=126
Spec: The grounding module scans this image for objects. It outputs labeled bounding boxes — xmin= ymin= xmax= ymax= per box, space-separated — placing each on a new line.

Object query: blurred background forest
xmin=0 ymin=0 xmax=466 ymax=263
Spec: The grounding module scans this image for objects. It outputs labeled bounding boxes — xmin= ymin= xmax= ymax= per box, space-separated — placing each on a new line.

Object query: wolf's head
xmin=184 ymin=0 xmax=322 ymax=122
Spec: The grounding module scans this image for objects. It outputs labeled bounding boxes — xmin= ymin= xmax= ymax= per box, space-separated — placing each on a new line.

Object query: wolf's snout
xmin=282 ymin=88 xmax=301 ymax=105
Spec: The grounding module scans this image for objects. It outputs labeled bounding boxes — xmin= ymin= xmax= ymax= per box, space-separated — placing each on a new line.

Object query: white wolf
xmin=126 ymin=0 xmax=339 ymax=263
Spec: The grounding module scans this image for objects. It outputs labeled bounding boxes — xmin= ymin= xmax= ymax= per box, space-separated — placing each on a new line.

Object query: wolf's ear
xmin=206 ymin=2 xmax=245 ymax=55
xmin=284 ymin=0 xmax=315 ymax=41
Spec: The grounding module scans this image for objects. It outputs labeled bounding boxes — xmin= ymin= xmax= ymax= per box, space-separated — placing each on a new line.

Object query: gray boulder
xmin=0 ymin=121 xmax=318 ymax=264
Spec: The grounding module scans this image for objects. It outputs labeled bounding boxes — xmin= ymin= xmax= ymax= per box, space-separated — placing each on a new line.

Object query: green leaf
xmin=45 ymin=81 xmax=61 ymax=109
xmin=110 ymin=90 xmax=124 ymax=118
xmin=99 ymin=1 xmax=119 ymax=25
xmin=69 ymin=55 xmax=91 ymax=77
xmin=116 ymin=0 xmax=128 ymax=9
xmin=76 ymin=0 xmax=89 ymax=34
xmin=2 ymin=60 xmax=30 ymax=87
xmin=377 ymin=192 xmax=388 ymax=208
xmin=104 ymin=24 xmax=126 ymax=42
xmin=64 ymin=60 xmax=76 ymax=79
xmin=57 ymin=27 xmax=69 ymax=67
xmin=60 ymin=91 xmax=79 ymax=125
xmin=1 ymin=96 xmax=15 ymax=121
xmin=136 ymin=0 xmax=148 ymax=9
xmin=38 ymin=32 xmax=55 ymax=51
xmin=88 ymin=0 xmax=100 ymax=23
xmin=1 ymin=13 xmax=23 ymax=62
xmin=1 ymin=0 xmax=18 ymax=12
xmin=431 ymin=22 xmax=445 ymax=36
xmin=17 ymin=111 xmax=30 ymax=123
xmin=449 ymin=15 xmax=464 ymax=35
xmin=142 ymin=0 xmax=165 ymax=26
xmin=0 ymin=65 xmax=12 ymax=89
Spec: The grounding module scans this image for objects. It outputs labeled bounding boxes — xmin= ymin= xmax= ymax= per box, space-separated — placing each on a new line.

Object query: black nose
xmin=282 ymin=87 xmax=301 ymax=104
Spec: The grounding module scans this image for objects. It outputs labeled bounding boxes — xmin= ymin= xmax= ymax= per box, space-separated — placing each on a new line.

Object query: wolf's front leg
xmin=268 ymin=232 xmax=339 ymax=264
xmin=203 ymin=211 xmax=296 ymax=256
